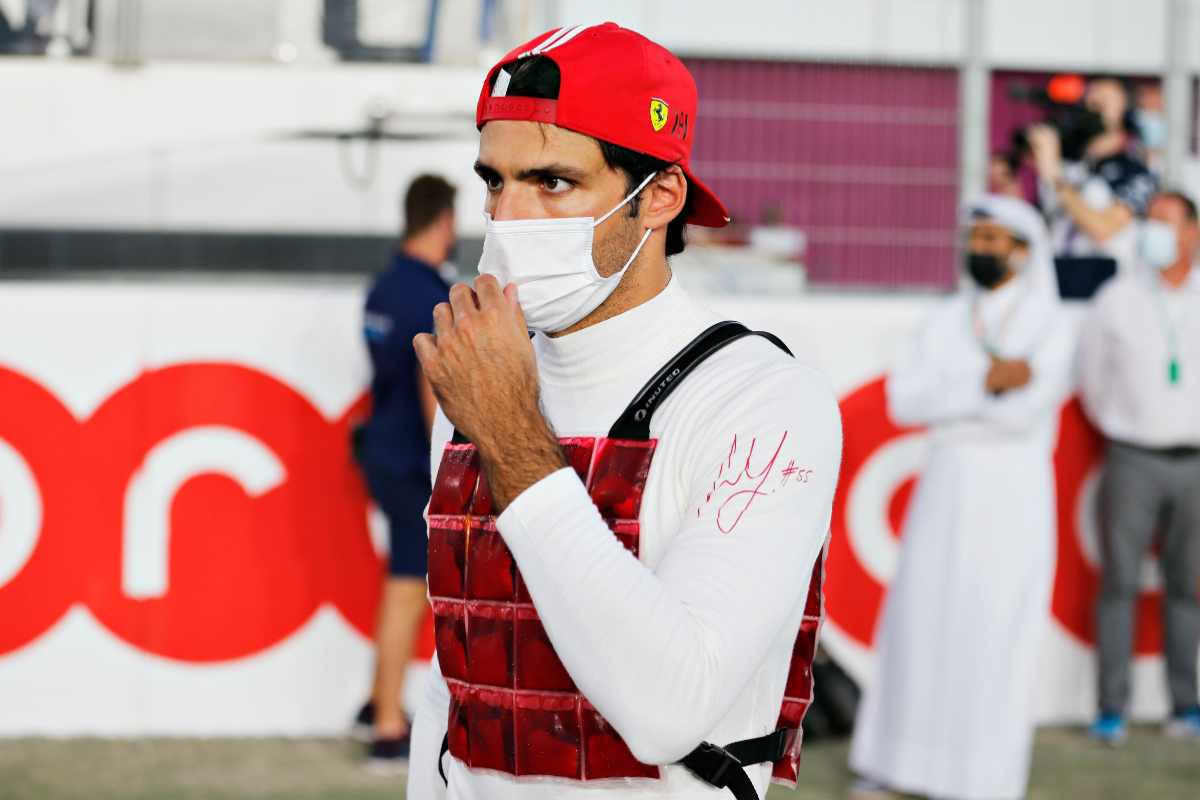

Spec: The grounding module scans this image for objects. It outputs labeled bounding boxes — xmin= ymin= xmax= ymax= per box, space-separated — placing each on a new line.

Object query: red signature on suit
xmin=697 ymin=431 xmax=810 ymax=533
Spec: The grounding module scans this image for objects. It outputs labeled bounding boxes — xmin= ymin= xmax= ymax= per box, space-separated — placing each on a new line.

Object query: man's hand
xmin=413 ymin=275 xmax=566 ymax=511
xmin=1028 ymin=124 xmax=1063 ymax=184
xmin=985 ymin=357 xmax=1032 ymax=395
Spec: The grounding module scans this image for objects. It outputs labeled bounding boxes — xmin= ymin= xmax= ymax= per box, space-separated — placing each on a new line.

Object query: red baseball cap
xmin=476 ymin=22 xmax=729 ymax=228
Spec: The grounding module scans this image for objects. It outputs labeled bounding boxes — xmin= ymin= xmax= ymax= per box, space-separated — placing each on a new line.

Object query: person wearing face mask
xmin=1078 ymin=190 xmax=1200 ymax=745
xmin=405 ymin=23 xmax=842 ymax=800
xmin=1029 ymin=76 xmax=1158 ymax=276
xmin=849 ymin=196 xmax=1075 ymax=800
xmin=1134 ymin=83 xmax=1168 ymax=175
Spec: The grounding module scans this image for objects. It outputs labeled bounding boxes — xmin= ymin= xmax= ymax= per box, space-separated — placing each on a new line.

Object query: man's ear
xmin=1183 ymin=220 xmax=1200 ymax=253
xmin=641 ymin=165 xmax=687 ymax=231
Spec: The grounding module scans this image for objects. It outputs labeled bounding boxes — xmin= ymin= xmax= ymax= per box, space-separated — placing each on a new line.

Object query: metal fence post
xmin=958 ymin=0 xmax=989 ymax=205
xmin=1162 ymin=0 xmax=1191 ymax=187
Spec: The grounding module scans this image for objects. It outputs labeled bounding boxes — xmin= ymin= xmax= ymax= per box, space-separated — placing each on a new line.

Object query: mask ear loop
xmin=594 ymin=171 xmax=659 ymax=227
xmin=552 ymin=225 xmax=655 ymax=333
xmin=600 ymin=172 xmax=658 ymax=278
xmin=591 ymin=170 xmax=658 ymax=281
xmin=617 ymin=227 xmax=654 ymax=273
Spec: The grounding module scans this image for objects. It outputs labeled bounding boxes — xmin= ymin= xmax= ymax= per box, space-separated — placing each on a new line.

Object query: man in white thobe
xmin=849 ymin=196 xmax=1076 ymax=800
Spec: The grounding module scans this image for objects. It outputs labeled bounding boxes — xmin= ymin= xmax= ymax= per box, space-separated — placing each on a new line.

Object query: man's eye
xmin=541 ymin=177 xmax=572 ymax=194
xmin=484 ymin=176 xmax=502 ymax=193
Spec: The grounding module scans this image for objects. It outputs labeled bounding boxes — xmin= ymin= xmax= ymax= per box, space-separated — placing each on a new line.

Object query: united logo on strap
xmin=649 ymin=97 xmax=669 ymax=132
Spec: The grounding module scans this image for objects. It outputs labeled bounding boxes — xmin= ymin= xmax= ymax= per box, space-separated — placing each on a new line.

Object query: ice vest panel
xmin=772 ymin=546 xmax=824 ymax=787
xmin=428 ymin=436 xmax=660 ymax=780
xmin=426 ymin=321 xmax=824 ymax=786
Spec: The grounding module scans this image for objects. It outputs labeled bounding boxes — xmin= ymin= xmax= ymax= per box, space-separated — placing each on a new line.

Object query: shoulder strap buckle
xmin=724 ymin=727 xmax=793 ymax=766
xmin=680 ymin=727 xmax=797 ymax=800
xmin=681 ymin=741 xmax=743 ymax=789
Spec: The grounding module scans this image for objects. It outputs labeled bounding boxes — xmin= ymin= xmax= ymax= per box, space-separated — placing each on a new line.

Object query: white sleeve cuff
xmin=495 ymin=466 xmax=588 ymax=548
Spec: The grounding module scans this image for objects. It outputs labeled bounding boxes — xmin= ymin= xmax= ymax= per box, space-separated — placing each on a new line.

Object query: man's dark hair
xmin=493 ymin=56 xmax=692 ymax=256
xmin=403 ymin=174 xmax=456 ymax=240
xmin=1085 ymin=74 xmax=1137 ymax=133
xmin=1159 ymin=189 xmax=1199 ymax=223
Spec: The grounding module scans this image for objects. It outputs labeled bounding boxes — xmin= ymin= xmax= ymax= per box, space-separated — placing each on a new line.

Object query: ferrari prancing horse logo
xmin=650 ymin=97 xmax=669 ymax=132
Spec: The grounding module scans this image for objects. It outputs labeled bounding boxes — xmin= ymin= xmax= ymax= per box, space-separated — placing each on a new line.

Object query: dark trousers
xmin=1096 ymin=441 xmax=1200 ymax=715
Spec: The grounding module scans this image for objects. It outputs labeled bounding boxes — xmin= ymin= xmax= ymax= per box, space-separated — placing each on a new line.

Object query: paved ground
xmin=0 ymin=727 xmax=1196 ymax=799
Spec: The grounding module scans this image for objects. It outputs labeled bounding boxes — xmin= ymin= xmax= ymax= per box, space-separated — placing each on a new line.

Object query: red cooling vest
xmin=426 ymin=324 xmax=825 ymax=787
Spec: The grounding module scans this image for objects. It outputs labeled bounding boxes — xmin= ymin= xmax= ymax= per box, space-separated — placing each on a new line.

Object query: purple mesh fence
xmin=685 ymin=59 xmax=960 ymax=289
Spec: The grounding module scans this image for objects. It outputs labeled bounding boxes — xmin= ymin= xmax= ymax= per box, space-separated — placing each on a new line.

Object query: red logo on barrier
xmin=0 ymin=363 xmax=388 ymax=661
xmin=827 ymin=377 xmax=1163 ymax=655
xmin=0 ymin=367 xmax=1161 ymax=663
xmin=0 ymin=368 xmax=82 ymax=656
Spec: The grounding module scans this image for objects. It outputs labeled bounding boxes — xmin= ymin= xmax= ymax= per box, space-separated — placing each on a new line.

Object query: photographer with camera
xmin=1029 ymin=76 xmax=1157 ymax=276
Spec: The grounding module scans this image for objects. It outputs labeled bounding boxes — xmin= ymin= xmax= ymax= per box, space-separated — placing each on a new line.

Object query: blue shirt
xmin=361 ymin=251 xmax=451 ymax=479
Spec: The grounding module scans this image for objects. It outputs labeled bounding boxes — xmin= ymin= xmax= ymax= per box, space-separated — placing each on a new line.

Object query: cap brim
xmin=682 ymin=167 xmax=730 ymax=228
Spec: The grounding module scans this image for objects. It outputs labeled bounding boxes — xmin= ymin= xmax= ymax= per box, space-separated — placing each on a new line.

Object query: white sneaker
xmin=1163 ymin=708 xmax=1200 ymax=739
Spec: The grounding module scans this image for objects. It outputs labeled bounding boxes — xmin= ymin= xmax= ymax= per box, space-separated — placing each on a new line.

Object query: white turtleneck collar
xmin=531 ymin=276 xmax=717 ymax=389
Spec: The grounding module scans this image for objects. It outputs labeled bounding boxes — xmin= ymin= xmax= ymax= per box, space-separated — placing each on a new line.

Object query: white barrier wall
xmin=5 ymin=1 xmax=1200 ymax=237
xmin=0 ymin=281 xmax=381 ymax=735
xmin=554 ymin=0 xmax=1189 ymax=72
xmin=0 ymin=280 xmax=1180 ymax=735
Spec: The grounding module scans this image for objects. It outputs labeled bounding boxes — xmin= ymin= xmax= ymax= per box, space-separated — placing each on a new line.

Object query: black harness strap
xmin=679 ymin=729 xmax=792 ymax=800
xmin=724 ymin=728 xmax=792 ymax=766
xmin=438 ymin=733 xmax=450 ymax=786
xmin=665 ymin=324 xmax=795 ymax=800
xmin=438 ymin=729 xmax=788 ymax=794
xmin=448 ymin=321 xmax=791 ymax=445
xmin=607 ymin=321 xmax=793 ymax=441
xmin=680 ymin=742 xmax=757 ymax=799
xmin=435 ymin=321 xmax=796 ymax=796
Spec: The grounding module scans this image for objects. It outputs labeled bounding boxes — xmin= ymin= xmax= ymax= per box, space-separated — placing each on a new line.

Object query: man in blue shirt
xmin=355 ymin=174 xmax=456 ymax=770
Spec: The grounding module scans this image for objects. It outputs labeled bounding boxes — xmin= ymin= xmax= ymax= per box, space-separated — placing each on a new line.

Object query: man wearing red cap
xmin=407 ymin=23 xmax=842 ymax=799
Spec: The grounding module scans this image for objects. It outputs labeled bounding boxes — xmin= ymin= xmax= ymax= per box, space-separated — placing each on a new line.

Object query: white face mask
xmin=1136 ymin=110 xmax=1167 ymax=150
xmin=1139 ymin=220 xmax=1179 ymax=271
xmin=477 ymin=172 xmax=656 ymax=333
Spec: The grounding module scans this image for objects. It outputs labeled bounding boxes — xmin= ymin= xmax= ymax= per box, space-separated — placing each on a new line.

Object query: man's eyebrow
xmin=473 ymin=160 xmax=500 ymax=181
xmin=515 ymin=163 xmax=590 ymax=182
xmin=473 ymin=159 xmax=590 ymax=183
